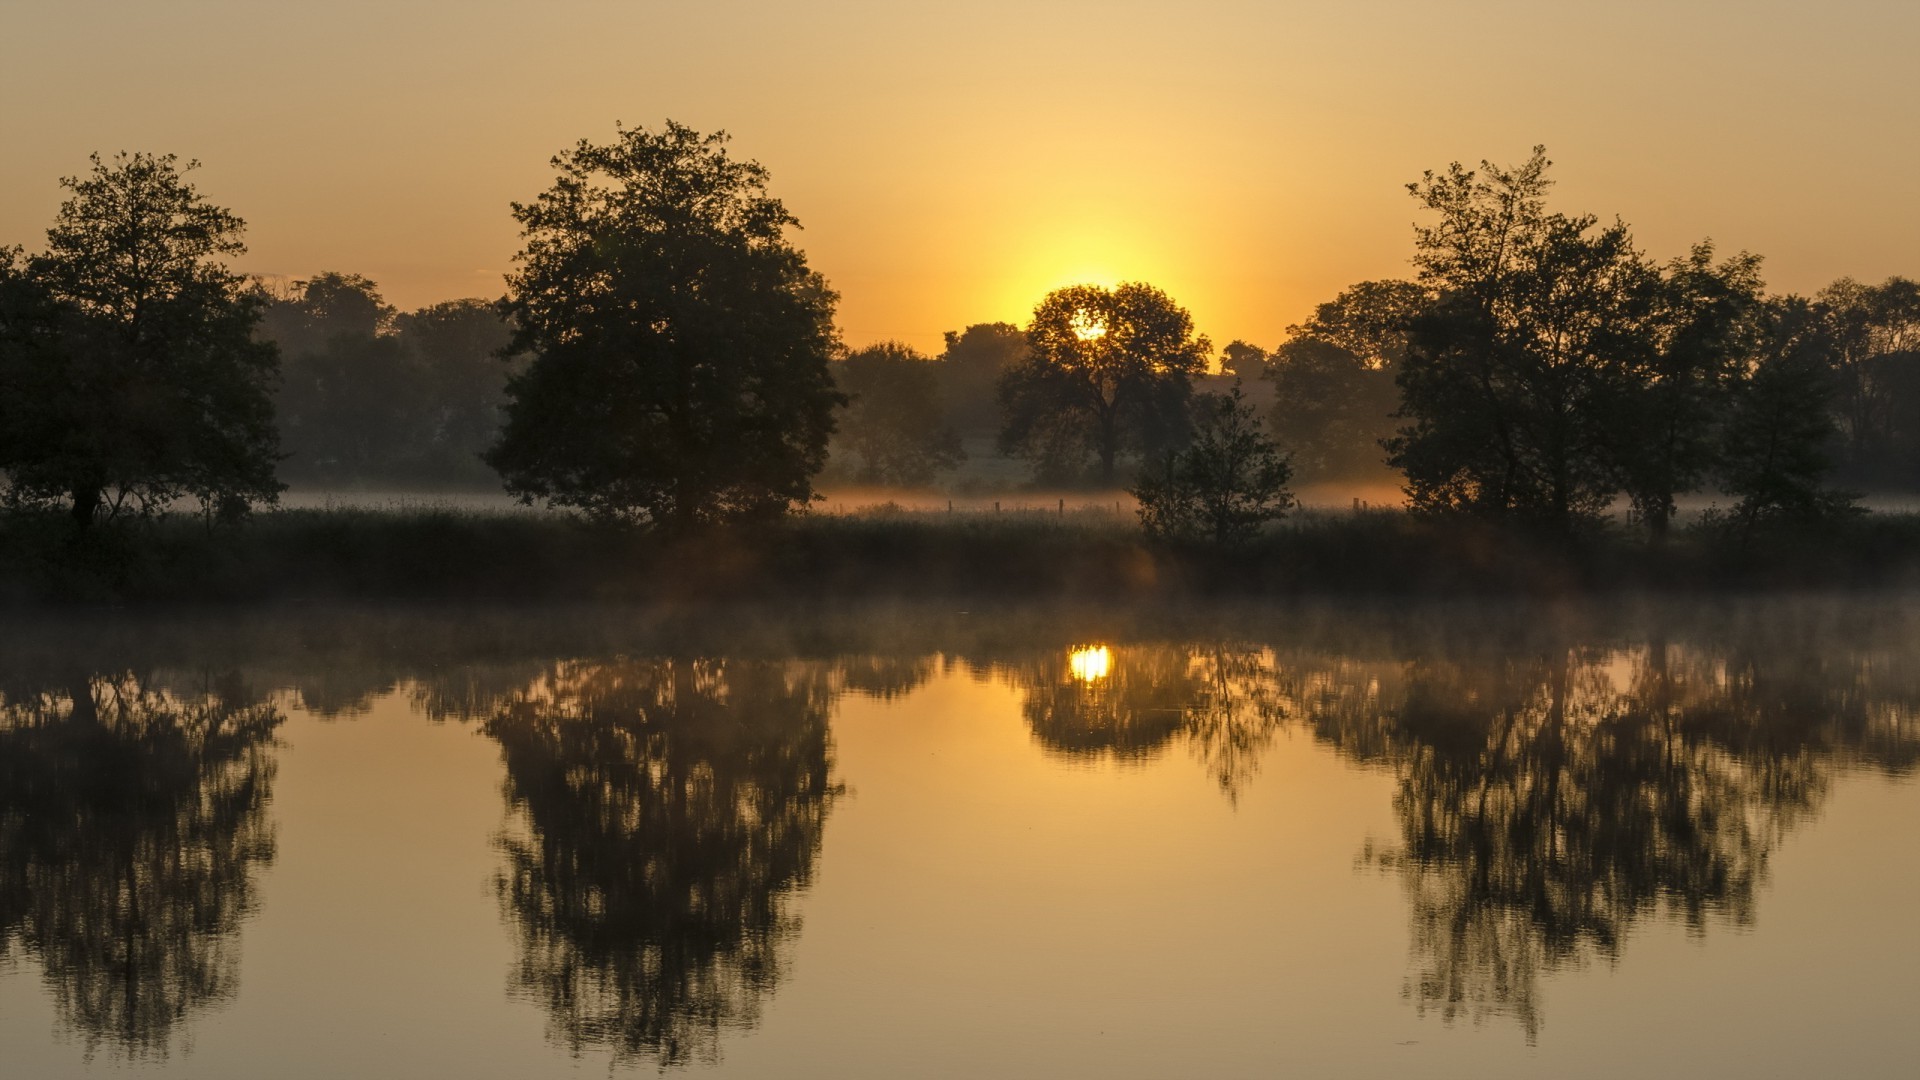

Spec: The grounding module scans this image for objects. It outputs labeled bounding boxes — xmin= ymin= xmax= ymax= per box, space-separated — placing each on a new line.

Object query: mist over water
xmin=1 ymin=600 xmax=1917 ymax=1077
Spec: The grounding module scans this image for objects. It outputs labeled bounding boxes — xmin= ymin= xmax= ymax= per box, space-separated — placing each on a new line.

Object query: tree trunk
xmin=70 ymin=485 xmax=102 ymax=530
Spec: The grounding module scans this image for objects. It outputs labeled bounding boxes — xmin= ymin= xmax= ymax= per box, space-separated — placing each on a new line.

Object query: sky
xmin=3 ymin=0 xmax=1917 ymax=355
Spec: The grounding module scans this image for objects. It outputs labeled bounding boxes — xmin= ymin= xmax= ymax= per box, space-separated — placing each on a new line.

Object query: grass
xmin=3 ymin=502 xmax=1920 ymax=606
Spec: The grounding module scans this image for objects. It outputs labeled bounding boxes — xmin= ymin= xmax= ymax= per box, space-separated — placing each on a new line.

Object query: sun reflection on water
xmin=1068 ymin=645 xmax=1112 ymax=682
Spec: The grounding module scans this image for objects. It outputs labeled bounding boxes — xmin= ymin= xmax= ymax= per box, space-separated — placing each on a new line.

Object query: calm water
xmin=2 ymin=601 xmax=1918 ymax=1078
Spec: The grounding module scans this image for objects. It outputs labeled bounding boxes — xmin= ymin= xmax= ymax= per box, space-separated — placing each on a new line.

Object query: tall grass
xmin=3 ymin=503 xmax=1920 ymax=605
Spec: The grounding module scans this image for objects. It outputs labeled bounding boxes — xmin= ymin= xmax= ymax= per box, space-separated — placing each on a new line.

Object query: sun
xmin=1069 ymin=309 xmax=1108 ymax=342
xmin=1069 ymin=645 xmax=1112 ymax=682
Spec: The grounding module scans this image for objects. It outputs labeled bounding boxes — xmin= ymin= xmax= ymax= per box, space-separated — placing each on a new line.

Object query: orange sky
xmin=4 ymin=1 xmax=1917 ymax=355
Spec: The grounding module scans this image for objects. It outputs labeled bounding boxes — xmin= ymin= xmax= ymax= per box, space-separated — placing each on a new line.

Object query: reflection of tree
xmin=0 ymin=672 xmax=279 ymax=1058
xmin=1010 ymin=644 xmax=1293 ymax=800
xmin=1357 ymin=643 xmax=1903 ymax=1039
xmin=485 ymin=658 xmax=838 ymax=1067
xmin=1015 ymin=646 xmax=1195 ymax=760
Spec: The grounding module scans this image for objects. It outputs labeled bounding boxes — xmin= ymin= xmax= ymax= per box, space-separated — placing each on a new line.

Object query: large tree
xmin=487 ymin=122 xmax=843 ymax=527
xmin=0 ymin=153 xmax=282 ymax=526
xmin=997 ymin=282 xmax=1209 ymax=485
xmin=1388 ymin=148 xmax=1650 ymax=532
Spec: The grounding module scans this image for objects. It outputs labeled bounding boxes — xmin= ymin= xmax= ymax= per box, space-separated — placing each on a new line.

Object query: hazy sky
xmin=4 ymin=1 xmax=1916 ymax=353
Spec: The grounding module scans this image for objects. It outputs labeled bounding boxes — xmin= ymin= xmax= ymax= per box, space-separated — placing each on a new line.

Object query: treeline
xmin=1 ymin=133 xmax=1916 ymax=547
xmin=258 ymin=275 xmax=513 ymax=488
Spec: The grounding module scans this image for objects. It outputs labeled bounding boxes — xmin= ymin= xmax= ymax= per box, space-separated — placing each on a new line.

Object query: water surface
xmin=2 ymin=601 xmax=1917 ymax=1077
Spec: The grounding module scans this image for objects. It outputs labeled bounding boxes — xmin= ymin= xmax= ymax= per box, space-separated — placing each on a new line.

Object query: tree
xmin=1388 ymin=147 xmax=1648 ymax=532
xmin=260 ymin=278 xmax=514 ymax=488
xmin=829 ymin=341 xmax=964 ymax=485
xmin=261 ymin=272 xmax=420 ymax=485
xmin=935 ymin=322 xmax=1028 ymax=437
xmin=1132 ymin=383 xmax=1294 ymax=543
xmin=997 ymin=282 xmax=1209 ymax=485
xmin=1265 ymin=280 xmax=1424 ymax=482
xmin=1601 ymin=244 xmax=1766 ymax=542
xmin=487 ymin=122 xmax=843 ymax=527
xmin=0 ymin=153 xmax=282 ymax=527
xmin=1717 ymin=298 xmax=1859 ymax=538
xmin=1817 ymin=276 xmax=1920 ymax=487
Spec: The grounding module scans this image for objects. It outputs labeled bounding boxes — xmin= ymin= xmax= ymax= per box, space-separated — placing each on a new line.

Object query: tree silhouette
xmin=1132 ymin=383 xmax=1294 ymax=544
xmin=997 ymin=282 xmax=1209 ymax=485
xmin=484 ymin=657 xmax=838 ymax=1067
xmin=829 ymin=341 xmax=965 ymax=485
xmin=1389 ymin=148 xmax=1648 ymax=532
xmin=0 ymin=153 xmax=281 ymax=527
xmin=1602 ymin=244 xmax=1767 ymax=542
xmin=0 ymin=670 xmax=280 ymax=1057
xmin=1717 ymin=298 xmax=1860 ymax=539
xmin=1264 ymin=280 xmax=1422 ymax=482
xmin=936 ymin=322 xmax=1029 ymax=438
xmin=488 ymin=122 xmax=843 ymax=528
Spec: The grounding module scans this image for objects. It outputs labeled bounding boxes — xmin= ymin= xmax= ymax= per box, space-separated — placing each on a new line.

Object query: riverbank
xmin=3 ymin=504 xmax=1919 ymax=605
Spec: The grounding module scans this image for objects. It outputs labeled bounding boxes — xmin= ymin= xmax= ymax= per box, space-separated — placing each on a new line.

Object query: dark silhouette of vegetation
xmin=484 ymin=657 xmax=837 ymax=1067
xmin=935 ymin=322 xmax=1028 ymax=438
xmin=487 ymin=121 xmax=843 ymax=527
xmin=1821 ymin=276 xmax=1920 ymax=488
xmin=0 ymin=669 xmax=280 ymax=1057
xmin=1714 ymin=298 xmax=1860 ymax=538
xmin=1133 ymin=383 xmax=1294 ymax=543
xmin=1263 ymin=281 xmax=1421 ymax=482
xmin=258 ymin=274 xmax=512 ymax=488
xmin=828 ymin=341 xmax=964 ymax=484
xmin=997 ymin=282 xmax=1209 ymax=485
xmin=0 ymin=153 xmax=280 ymax=528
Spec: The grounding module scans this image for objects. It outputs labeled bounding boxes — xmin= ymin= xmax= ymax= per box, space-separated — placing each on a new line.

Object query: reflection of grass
xmin=4 ymin=505 xmax=1920 ymax=603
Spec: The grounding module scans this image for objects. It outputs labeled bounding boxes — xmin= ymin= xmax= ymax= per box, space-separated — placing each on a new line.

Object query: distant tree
xmin=394 ymin=299 xmax=516 ymax=484
xmin=1132 ymin=383 xmax=1294 ymax=544
xmin=1602 ymin=244 xmax=1767 ymax=543
xmin=261 ymin=273 xmax=420 ymax=484
xmin=1265 ymin=280 xmax=1424 ymax=482
xmin=1388 ymin=147 xmax=1646 ymax=533
xmin=1817 ymin=276 xmax=1920 ymax=487
xmin=488 ymin=122 xmax=843 ymax=527
xmin=935 ymin=322 xmax=1028 ymax=436
xmin=998 ymin=282 xmax=1209 ymax=486
xmin=0 ymin=153 xmax=281 ymax=527
xmin=1717 ymin=298 xmax=1859 ymax=538
xmin=261 ymin=279 xmax=514 ymax=488
xmin=830 ymin=341 xmax=964 ymax=486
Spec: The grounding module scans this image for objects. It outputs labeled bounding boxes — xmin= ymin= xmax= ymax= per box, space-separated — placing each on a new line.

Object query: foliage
xmin=487 ymin=122 xmax=843 ymax=527
xmin=1389 ymin=147 xmax=1658 ymax=532
xmin=998 ymin=282 xmax=1209 ymax=485
xmin=1602 ymin=244 xmax=1768 ymax=540
xmin=935 ymin=322 xmax=1028 ymax=436
xmin=486 ymin=658 xmax=835 ymax=1066
xmin=1714 ymin=298 xmax=1860 ymax=537
xmin=829 ymin=341 xmax=964 ymax=485
xmin=259 ymin=275 xmax=512 ymax=487
xmin=1817 ymin=276 xmax=1920 ymax=487
xmin=0 ymin=153 xmax=281 ymax=527
xmin=1265 ymin=280 xmax=1425 ymax=481
xmin=1132 ymin=383 xmax=1294 ymax=544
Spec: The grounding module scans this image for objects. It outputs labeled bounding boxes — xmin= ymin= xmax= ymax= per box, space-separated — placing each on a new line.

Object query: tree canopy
xmin=828 ymin=341 xmax=964 ymax=486
xmin=487 ymin=122 xmax=843 ymax=527
xmin=997 ymin=282 xmax=1209 ymax=486
xmin=0 ymin=153 xmax=281 ymax=526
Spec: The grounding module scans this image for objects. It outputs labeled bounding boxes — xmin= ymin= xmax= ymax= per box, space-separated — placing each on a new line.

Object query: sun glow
xmin=1069 ymin=645 xmax=1112 ymax=682
xmin=1070 ymin=310 xmax=1108 ymax=341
